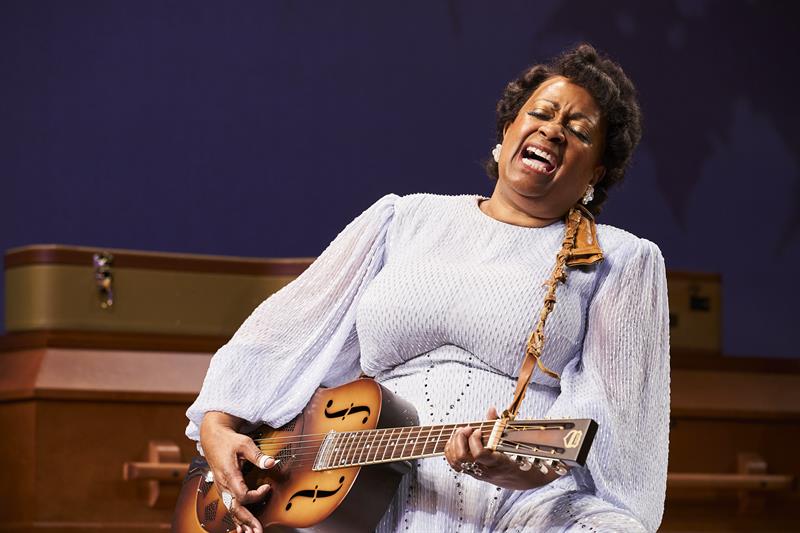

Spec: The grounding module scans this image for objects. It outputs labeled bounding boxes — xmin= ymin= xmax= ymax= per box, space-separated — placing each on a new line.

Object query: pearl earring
xmin=582 ymin=184 xmax=594 ymax=205
xmin=492 ymin=144 xmax=502 ymax=163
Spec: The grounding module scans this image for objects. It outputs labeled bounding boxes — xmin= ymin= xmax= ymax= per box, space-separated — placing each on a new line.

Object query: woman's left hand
xmin=443 ymin=407 xmax=563 ymax=491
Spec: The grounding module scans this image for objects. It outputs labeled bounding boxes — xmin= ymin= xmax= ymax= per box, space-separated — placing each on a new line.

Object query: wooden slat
xmin=0 ymin=347 xmax=211 ymax=403
xmin=671 ymin=348 xmax=800 ymax=374
xmin=671 ymin=369 xmax=800 ymax=420
xmin=0 ymin=330 xmax=227 ymax=353
xmin=5 ymin=244 xmax=313 ymax=276
xmin=667 ymin=472 xmax=794 ymax=491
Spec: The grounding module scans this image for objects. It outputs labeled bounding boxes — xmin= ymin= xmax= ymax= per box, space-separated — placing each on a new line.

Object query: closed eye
xmin=569 ymin=127 xmax=591 ymax=143
xmin=527 ymin=111 xmax=550 ymax=120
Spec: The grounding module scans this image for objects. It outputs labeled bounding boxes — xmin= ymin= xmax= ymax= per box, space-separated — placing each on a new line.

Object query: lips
xmin=520 ymin=143 xmax=559 ymax=174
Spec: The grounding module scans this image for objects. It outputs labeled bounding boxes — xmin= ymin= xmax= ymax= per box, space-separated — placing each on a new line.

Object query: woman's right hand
xmin=199 ymin=411 xmax=277 ymax=533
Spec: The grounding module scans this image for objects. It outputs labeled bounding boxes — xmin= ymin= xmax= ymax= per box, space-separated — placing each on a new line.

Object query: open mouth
xmin=521 ymin=145 xmax=557 ymax=174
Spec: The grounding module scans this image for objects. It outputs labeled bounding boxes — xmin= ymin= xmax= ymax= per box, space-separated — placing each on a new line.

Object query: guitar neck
xmin=313 ymin=422 xmax=492 ymax=471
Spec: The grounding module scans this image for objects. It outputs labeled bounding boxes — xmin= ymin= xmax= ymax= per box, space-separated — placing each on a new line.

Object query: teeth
xmin=522 ymin=157 xmax=550 ymax=172
xmin=525 ymin=146 xmax=556 ymax=165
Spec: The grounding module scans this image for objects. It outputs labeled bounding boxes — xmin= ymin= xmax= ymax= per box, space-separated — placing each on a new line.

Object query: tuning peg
xmin=541 ymin=459 xmax=567 ymax=476
xmin=514 ymin=455 xmax=534 ymax=472
xmin=539 ymin=459 xmax=568 ymax=476
xmin=533 ymin=458 xmax=549 ymax=475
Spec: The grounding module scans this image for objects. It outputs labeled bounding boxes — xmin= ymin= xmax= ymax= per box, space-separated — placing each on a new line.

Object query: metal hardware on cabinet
xmin=92 ymin=252 xmax=114 ymax=309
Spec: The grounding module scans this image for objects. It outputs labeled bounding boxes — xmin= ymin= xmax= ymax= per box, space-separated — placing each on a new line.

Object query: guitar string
xmin=250 ymin=425 xmax=566 ymax=458
xmin=253 ymin=427 xmax=487 ymax=457
xmin=250 ymin=422 xmax=564 ymax=446
xmin=249 ymin=420 xmax=492 ymax=443
xmin=247 ymin=432 xmax=564 ymax=468
xmin=249 ymin=421 xmax=566 ymax=443
xmin=254 ymin=437 xmax=554 ymax=462
xmin=249 ymin=430 xmax=556 ymax=459
xmin=252 ymin=425 xmax=489 ymax=446
xmin=253 ymin=425 xmax=494 ymax=451
xmin=244 ymin=440 xmax=560 ymax=473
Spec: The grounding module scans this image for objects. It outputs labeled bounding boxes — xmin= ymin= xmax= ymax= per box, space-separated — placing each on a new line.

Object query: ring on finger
xmin=460 ymin=461 xmax=484 ymax=477
xmin=220 ymin=490 xmax=236 ymax=510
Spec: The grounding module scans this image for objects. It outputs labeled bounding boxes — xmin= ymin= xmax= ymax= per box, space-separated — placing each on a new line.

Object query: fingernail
xmin=258 ymin=455 xmax=281 ymax=469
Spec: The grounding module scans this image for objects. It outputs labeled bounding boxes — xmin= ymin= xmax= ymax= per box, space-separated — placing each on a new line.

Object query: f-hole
xmin=285 ymin=476 xmax=346 ymax=511
xmin=324 ymin=399 xmax=370 ymax=424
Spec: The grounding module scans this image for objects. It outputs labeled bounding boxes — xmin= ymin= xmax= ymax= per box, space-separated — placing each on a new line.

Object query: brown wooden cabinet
xmin=662 ymin=351 xmax=800 ymax=531
xmin=0 ymin=332 xmax=212 ymax=532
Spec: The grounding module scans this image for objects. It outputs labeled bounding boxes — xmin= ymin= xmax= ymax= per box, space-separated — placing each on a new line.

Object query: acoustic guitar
xmin=172 ymin=378 xmax=597 ymax=532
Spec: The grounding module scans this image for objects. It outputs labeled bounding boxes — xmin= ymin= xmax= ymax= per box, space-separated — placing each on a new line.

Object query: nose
xmin=538 ymin=122 xmax=565 ymax=143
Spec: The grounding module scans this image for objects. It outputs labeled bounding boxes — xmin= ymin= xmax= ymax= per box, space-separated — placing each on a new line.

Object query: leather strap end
xmin=566 ymin=205 xmax=603 ymax=267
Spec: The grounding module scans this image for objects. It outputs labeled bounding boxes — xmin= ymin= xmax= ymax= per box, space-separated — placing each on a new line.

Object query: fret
xmin=436 ymin=424 xmax=450 ymax=456
xmin=354 ymin=430 xmax=365 ymax=465
xmin=352 ymin=431 xmax=363 ymax=465
xmin=379 ymin=429 xmax=389 ymax=462
xmin=375 ymin=429 xmax=387 ymax=462
xmin=379 ymin=427 xmax=392 ymax=462
xmin=344 ymin=431 xmax=358 ymax=466
xmin=393 ymin=427 xmax=407 ymax=460
xmin=356 ymin=429 xmax=369 ymax=465
xmin=409 ymin=427 xmax=422 ymax=458
xmin=399 ymin=427 xmax=413 ymax=459
xmin=367 ymin=430 xmax=379 ymax=463
xmin=367 ymin=429 xmax=382 ymax=464
xmin=408 ymin=427 xmax=418 ymax=457
xmin=385 ymin=427 xmax=398 ymax=461
xmin=400 ymin=427 xmax=416 ymax=459
xmin=331 ymin=433 xmax=347 ymax=466
xmin=421 ymin=425 xmax=435 ymax=456
xmin=337 ymin=432 xmax=351 ymax=467
xmin=383 ymin=427 xmax=398 ymax=461
xmin=407 ymin=427 xmax=420 ymax=458
xmin=393 ymin=428 xmax=405 ymax=460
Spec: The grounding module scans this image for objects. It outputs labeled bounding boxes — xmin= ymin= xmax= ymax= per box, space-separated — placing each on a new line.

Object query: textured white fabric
xmin=186 ymin=193 xmax=670 ymax=532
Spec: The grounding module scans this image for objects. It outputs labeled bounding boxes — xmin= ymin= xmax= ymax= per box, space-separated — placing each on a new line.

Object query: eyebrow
xmin=534 ymin=99 xmax=597 ymax=126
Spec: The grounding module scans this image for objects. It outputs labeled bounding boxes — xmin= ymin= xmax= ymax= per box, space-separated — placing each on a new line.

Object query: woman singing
xmin=185 ymin=43 xmax=669 ymax=532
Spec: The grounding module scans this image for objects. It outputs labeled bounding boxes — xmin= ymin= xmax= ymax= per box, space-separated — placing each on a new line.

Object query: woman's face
xmin=495 ymin=76 xmax=607 ymax=219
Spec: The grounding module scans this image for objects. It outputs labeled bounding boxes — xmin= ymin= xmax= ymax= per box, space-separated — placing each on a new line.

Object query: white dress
xmin=186 ymin=193 xmax=670 ymax=532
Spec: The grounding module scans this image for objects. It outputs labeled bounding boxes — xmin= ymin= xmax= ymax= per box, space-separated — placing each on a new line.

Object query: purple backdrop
xmin=2 ymin=0 xmax=798 ymax=357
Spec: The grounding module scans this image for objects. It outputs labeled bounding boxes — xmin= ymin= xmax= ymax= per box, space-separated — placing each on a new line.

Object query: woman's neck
xmin=479 ymin=193 xmax=562 ymax=229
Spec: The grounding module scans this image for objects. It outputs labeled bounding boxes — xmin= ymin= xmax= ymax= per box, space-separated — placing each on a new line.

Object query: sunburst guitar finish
xmin=172 ymin=379 xmax=418 ymax=532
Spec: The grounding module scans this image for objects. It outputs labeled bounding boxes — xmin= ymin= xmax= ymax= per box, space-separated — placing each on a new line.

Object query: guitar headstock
xmin=494 ymin=418 xmax=598 ymax=467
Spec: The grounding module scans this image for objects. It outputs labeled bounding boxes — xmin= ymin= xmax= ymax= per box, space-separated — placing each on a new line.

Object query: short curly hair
xmin=486 ymin=44 xmax=642 ymax=215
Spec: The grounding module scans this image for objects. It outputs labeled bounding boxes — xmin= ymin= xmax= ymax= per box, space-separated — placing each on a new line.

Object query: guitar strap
xmin=502 ymin=204 xmax=604 ymax=421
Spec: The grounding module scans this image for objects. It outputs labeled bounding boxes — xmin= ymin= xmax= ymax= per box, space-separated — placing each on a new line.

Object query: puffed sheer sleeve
xmin=545 ymin=238 xmax=670 ymax=532
xmin=185 ymin=194 xmax=398 ymax=442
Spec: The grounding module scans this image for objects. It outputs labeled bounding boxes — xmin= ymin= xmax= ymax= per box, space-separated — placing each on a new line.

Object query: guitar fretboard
xmin=313 ymin=422 xmax=492 ymax=470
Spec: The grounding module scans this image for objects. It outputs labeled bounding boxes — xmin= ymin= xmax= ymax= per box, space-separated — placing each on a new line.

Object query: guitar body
xmin=172 ymin=379 xmax=419 ymax=532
